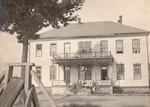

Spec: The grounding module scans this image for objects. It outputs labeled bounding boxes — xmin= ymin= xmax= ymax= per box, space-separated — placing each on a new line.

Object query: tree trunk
xmin=21 ymin=38 xmax=28 ymax=80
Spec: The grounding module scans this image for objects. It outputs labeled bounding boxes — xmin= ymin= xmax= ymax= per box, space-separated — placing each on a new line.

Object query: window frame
xmin=36 ymin=66 xmax=42 ymax=80
xmin=116 ymin=64 xmax=125 ymax=80
xmin=50 ymin=65 xmax=56 ymax=80
xmin=36 ymin=44 xmax=42 ymax=57
xmin=78 ymin=41 xmax=92 ymax=54
xmin=100 ymin=40 xmax=108 ymax=55
xmin=50 ymin=43 xmax=57 ymax=57
xmin=116 ymin=40 xmax=123 ymax=54
xmin=133 ymin=64 xmax=141 ymax=80
xmin=132 ymin=39 xmax=140 ymax=54
xmin=64 ymin=42 xmax=71 ymax=59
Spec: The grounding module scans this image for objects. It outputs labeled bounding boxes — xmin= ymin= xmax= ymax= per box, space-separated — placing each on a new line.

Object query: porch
xmin=53 ymin=51 xmax=113 ymax=65
xmin=52 ymin=52 xmax=113 ymax=94
xmin=53 ymin=52 xmax=113 ymax=93
xmin=51 ymin=80 xmax=113 ymax=94
xmin=54 ymin=52 xmax=113 ymax=93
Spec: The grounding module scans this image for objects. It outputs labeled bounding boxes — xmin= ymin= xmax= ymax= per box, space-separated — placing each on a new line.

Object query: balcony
xmin=53 ymin=51 xmax=113 ymax=65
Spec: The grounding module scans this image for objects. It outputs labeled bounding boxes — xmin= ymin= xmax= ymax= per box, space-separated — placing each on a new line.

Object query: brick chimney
xmin=118 ymin=15 xmax=123 ymax=24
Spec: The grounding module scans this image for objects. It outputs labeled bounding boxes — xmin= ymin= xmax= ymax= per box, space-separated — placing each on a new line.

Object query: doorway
xmin=78 ymin=65 xmax=92 ymax=81
xmin=64 ymin=66 xmax=71 ymax=86
xmin=101 ymin=66 xmax=108 ymax=80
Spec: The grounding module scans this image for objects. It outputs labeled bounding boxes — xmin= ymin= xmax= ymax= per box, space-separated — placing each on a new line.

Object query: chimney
xmin=78 ymin=17 xmax=82 ymax=24
xmin=118 ymin=15 xmax=123 ymax=24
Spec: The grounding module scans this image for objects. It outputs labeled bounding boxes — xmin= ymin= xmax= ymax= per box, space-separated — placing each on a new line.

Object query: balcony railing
xmin=54 ymin=51 xmax=112 ymax=60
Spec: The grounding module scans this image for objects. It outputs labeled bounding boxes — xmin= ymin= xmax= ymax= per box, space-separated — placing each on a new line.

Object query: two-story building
xmin=29 ymin=20 xmax=150 ymax=94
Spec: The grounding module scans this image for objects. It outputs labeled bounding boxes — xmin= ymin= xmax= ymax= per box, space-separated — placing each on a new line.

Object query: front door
xmin=64 ymin=66 xmax=71 ymax=86
xmin=101 ymin=66 xmax=108 ymax=80
xmin=78 ymin=65 xmax=92 ymax=81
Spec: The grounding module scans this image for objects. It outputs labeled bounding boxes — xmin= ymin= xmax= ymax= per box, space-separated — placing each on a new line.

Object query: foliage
xmin=0 ymin=0 xmax=84 ymax=43
xmin=0 ymin=0 xmax=84 ymax=65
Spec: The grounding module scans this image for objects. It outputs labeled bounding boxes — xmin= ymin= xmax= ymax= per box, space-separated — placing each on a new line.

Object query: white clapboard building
xmin=29 ymin=19 xmax=150 ymax=94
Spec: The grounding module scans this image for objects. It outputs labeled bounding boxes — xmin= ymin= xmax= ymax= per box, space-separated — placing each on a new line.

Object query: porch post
xmin=109 ymin=65 xmax=113 ymax=81
xmin=109 ymin=64 xmax=113 ymax=94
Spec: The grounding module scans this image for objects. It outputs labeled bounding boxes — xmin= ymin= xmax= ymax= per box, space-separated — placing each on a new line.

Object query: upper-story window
xmin=116 ymin=64 xmax=125 ymax=80
xmin=36 ymin=66 xmax=42 ymax=80
xmin=116 ymin=40 xmax=123 ymax=54
xmin=64 ymin=43 xmax=71 ymax=59
xmin=100 ymin=40 xmax=108 ymax=56
xmin=36 ymin=44 xmax=42 ymax=57
xmin=132 ymin=39 xmax=140 ymax=54
xmin=50 ymin=43 xmax=57 ymax=57
xmin=133 ymin=64 xmax=141 ymax=80
xmin=78 ymin=41 xmax=91 ymax=54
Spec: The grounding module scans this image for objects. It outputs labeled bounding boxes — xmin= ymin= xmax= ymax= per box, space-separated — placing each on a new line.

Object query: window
xmin=117 ymin=64 xmax=124 ymax=80
xmin=36 ymin=44 xmax=42 ymax=57
xmin=64 ymin=43 xmax=71 ymax=59
xmin=133 ymin=64 xmax=141 ymax=80
xmin=36 ymin=66 xmax=42 ymax=80
xmin=78 ymin=65 xmax=92 ymax=80
xmin=100 ymin=40 xmax=108 ymax=56
xmin=132 ymin=39 xmax=140 ymax=53
xmin=78 ymin=41 xmax=91 ymax=54
xmin=50 ymin=43 xmax=57 ymax=56
xmin=50 ymin=66 xmax=56 ymax=80
xmin=116 ymin=40 xmax=123 ymax=53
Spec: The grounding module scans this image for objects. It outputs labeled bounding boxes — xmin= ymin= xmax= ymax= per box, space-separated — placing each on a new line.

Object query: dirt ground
xmin=38 ymin=94 xmax=150 ymax=107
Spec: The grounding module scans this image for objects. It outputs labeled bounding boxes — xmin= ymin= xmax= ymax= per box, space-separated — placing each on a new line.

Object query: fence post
xmin=3 ymin=66 xmax=13 ymax=89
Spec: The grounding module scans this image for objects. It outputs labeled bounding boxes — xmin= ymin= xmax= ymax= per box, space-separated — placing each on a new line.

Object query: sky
xmin=0 ymin=0 xmax=150 ymax=71
xmin=78 ymin=0 xmax=150 ymax=30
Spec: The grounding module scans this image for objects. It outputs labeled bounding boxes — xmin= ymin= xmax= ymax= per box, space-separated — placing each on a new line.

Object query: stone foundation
xmin=35 ymin=86 xmax=150 ymax=95
xmin=113 ymin=86 xmax=150 ymax=94
xmin=95 ymin=85 xmax=113 ymax=94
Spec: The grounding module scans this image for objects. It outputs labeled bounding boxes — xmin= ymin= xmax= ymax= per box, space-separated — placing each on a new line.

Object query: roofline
xmin=29 ymin=32 xmax=149 ymax=42
xmin=40 ymin=31 xmax=149 ymax=39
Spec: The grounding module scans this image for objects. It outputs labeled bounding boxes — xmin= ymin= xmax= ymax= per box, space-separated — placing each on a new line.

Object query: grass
xmin=62 ymin=103 xmax=100 ymax=107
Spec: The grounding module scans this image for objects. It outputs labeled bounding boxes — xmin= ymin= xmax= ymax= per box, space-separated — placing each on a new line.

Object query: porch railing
xmin=54 ymin=51 xmax=112 ymax=60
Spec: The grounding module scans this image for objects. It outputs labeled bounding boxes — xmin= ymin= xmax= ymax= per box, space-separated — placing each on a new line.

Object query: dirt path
xmin=38 ymin=94 xmax=150 ymax=107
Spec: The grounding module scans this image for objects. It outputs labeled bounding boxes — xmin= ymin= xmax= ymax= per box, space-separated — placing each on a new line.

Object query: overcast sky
xmin=78 ymin=0 xmax=150 ymax=30
xmin=0 ymin=0 xmax=150 ymax=70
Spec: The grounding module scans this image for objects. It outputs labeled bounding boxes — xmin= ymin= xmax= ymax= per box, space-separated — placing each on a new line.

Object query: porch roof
xmin=53 ymin=57 xmax=113 ymax=65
